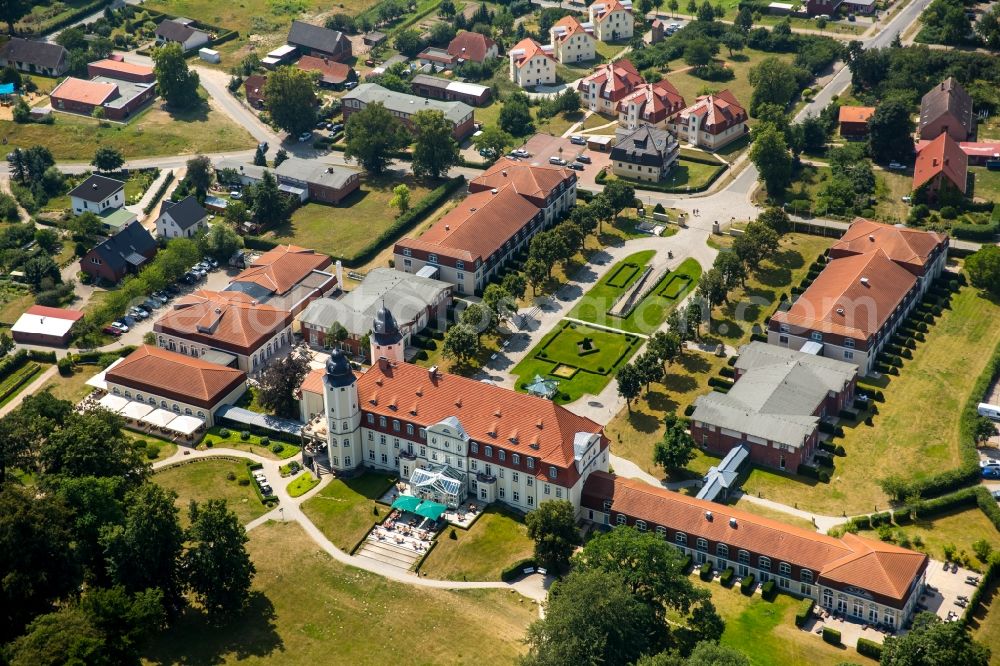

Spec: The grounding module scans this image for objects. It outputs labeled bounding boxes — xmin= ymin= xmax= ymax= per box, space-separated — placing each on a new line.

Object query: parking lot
xmin=515 ymin=133 xmax=612 ymax=189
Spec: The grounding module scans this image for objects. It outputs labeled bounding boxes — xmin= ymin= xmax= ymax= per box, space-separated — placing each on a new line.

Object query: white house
xmin=588 ymin=0 xmax=635 ymax=41
xmin=154 ymin=18 xmax=211 ymax=52
xmin=68 ymin=174 xmax=125 ymax=216
xmin=509 ymin=38 xmax=557 ymax=88
xmin=156 ymin=195 xmax=209 ymax=239
xmin=550 ymin=15 xmax=596 ymax=64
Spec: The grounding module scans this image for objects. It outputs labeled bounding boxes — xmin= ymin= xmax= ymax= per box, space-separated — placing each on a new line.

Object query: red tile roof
xmin=837 ymin=106 xmax=875 ymax=124
xmin=297 ymin=55 xmax=352 ymax=84
xmin=771 ymin=249 xmax=917 ymax=342
xmin=51 ymin=77 xmax=118 ymax=106
xmin=913 ymin=132 xmax=968 ymax=193
xmin=830 ymin=218 xmax=948 ymax=275
xmin=470 ymin=157 xmax=574 ymax=200
xmin=105 ymin=345 xmax=246 ymax=408
xmin=578 ymin=59 xmax=644 ymax=101
xmin=582 ymin=472 xmax=927 ymax=606
xmin=510 ymin=38 xmax=554 ymax=69
xmin=590 ymin=0 xmax=631 ymax=20
xmin=24 ymin=305 xmax=84 ymax=322
xmin=87 ymin=58 xmax=154 ymax=78
xmin=917 ymin=139 xmax=1000 ymax=160
xmin=447 ymin=31 xmax=496 ymax=62
xmin=680 ymin=89 xmax=746 ymax=135
xmin=551 ymin=15 xmax=591 ymax=43
xmin=618 ymin=78 xmax=685 ymax=119
xmin=233 ymin=245 xmax=333 ymax=295
xmin=154 ymin=290 xmax=291 ymax=355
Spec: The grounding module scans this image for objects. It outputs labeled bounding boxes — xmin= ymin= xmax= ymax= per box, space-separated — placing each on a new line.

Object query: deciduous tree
xmin=473 ymin=125 xmax=515 ymax=159
xmin=344 ymin=102 xmax=411 ymax=175
xmin=184 ymin=499 xmax=256 ymax=618
xmin=411 ymin=109 xmax=459 ymax=179
xmin=442 ymin=323 xmax=479 ymax=364
xmin=257 ymin=346 xmax=311 ymax=419
xmin=654 ymin=412 xmax=696 ymax=472
xmin=524 ymin=499 xmax=581 ymax=572
xmin=617 ymin=363 xmax=642 ymax=410
xmin=749 ymin=123 xmax=792 ymax=195
xmin=264 ymin=66 xmax=318 ymax=136
xmin=91 ymin=147 xmax=124 ymax=173
xmin=152 ymin=43 xmax=200 ymax=108
xmin=880 ymin=612 xmax=989 ymax=666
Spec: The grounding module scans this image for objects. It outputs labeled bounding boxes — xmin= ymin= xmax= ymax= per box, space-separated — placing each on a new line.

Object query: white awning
xmin=85 ymin=357 xmax=125 ymax=391
xmin=120 ymin=401 xmax=154 ymax=420
xmin=166 ymin=415 xmax=204 ymax=435
xmin=98 ymin=393 xmax=129 ymax=412
xmin=141 ymin=408 xmax=178 ymax=428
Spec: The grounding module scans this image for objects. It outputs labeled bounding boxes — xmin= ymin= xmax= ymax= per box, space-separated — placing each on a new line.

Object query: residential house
xmin=916 ymin=139 xmax=1000 ymax=166
xmin=841 ymin=0 xmax=877 ymax=14
xmin=273 ymin=158 xmax=361 ymax=204
xmin=86 ymin=58 xmax=155 ymax=83
xmin=913 ymin=132 xmax=968 ymax=200
xmin=588 ymin=0 xmax=634 ymax=41
xmin=838 ymin=106 xmax=875 ymax=139
xmin=298 ymin=267 xmax=452 ymax=357
xmin=69 ymin=174 xmax=125 ymax=215
xmin=0 ymin=38 xmax=68 ymax=76
xmin=156 ymin=195 xmax=209 ymax=239
xmin=11 ymin=305 xmax=84 ymax=347
xmin=410 ymin=74 xmax=492 ymax=106
xmin=509 ymin=38 xmax=557 ymax=89
xmin=582 ymin=472 xmax=929 ymax=628
xmin=342 ymin=83 xmax=476 ymax=140
xmin=80 ymin=220 xmax=158 ymax=283
xmin=610 ymin=125 xmax=679 ymax=182
xmin=154 ymin=18 xmax=211 ymax=51
xmin=244 ymin=74 xmax=267 ymax=108
xmin=447 ymin=31 xmax=499 ymax=63
xmin=577 ymin=59 xmax=644 ymax=115
xmin=690 ymin=342 xmax=858 ymax=473
xmin=287 ymin=20 xmax=352 ymax=61
xmin=805 ymin=0 xmax=843 ymax=15
xmin=103 ymin=345 xmax=247 ymax=427
xmin=394 ymin=158 xmax=576 ymax=294
xmin=296 ymin=55 xmax=354 ymax=88
xmin=227 ymin=244 xmax=338 ymax=316
xmin=550 ymin=15 xmax=596 ymax=65
xmin=416 ymin=47 xmax=457 ymax=69
xmin=154 ymin=290 xmax=294 ymax=373
xmin=617 ymin=79 xmax=685 ymax=130
xmin=919 ymin=77 xmax=974 ymax=142
xmin=50 ymin=75 xmax=157 ymax=121
xmin=669 ymin=89 xmax=748 ymax=150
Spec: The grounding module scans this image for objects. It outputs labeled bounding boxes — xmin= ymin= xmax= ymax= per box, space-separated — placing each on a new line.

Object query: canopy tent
xmin=391 ymin=495 xmax=423 ymax=513
xmin=141 ymin=408 xmax=177 ymax=428
xmin=413 ymin=500 xmax=447 ymax=521
xmin=0 ymin=83 xmax=15 ymax=96
xmin=165 ymin=415 xmax=204 ymax=436
xmin=120 ymin=401 xmax=154 ymax=420
xmin=85 ymin=358 xmax=125 ymax=391
xmin=98 ymin=393 xmax=129 ymax=412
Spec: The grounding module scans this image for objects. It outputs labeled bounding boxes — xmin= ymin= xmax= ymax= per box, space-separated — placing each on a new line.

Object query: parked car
xmin=549 ymin=156 xmax=567 ymax=166
xmin=315 ymin=120 xmax=328 ymax=129
xmin=206 ymin=258 xmax=219 ymax=269
xmin=129 ymin=307 xmax=148 ymax=320
xmin=164 ymin=284 xmax=180 ymax=296
xmin=479 ymin=148 xmax=497 ymax=158
xmin=576 ymin=154 xmax=591 ymax=164
xmin=142 ymin=298 xmax=159 ymax=311
xmin=298 ymin=131 xmax=313 ymax=142
xmin=344 ymin=81 xmax=357 ymax=90
xmin=111 ymin=320 xmax=129 ymax=333
xmin=888 ymin=161 xmax=906 ymax=170
xmin=103 ymin=325 xmax=124 ymax=337
xmin=567 ymin=163 xmax=584 ymax=171
xmin=121 ymin=315 xmax=137 ymax=328
xmin=151 ymin=292 xmax=168 ymax=304
xmin=981 ymin=458 xmax=1000 ymax=467
xmin=569 ymin=135 xmax=586 ymax=145
xmin=512 ymin=148 xmax=530 ymax=158
xmin=230 ymin=190 xmax=243 ymax=200
xmin=180 ymin=273 xmax=196 ymax=285
xmin=329 ymin=123 xmax=343 ymax=133
xmin=983 ymin=466 xmax=1000 ymax=479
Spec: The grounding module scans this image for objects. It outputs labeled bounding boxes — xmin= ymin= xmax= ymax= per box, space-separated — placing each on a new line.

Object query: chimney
xmin=335 ymin=259 xmax=343 ymax=286
xmin=378 ymin=356 xmax=391 ymax=371
xmin=729 ymin=517 xmax=737 ymax=528
xmin=705 ymin=511 xmax=713 ymax=521
xmin=428 ymin=365 xmax=438 ymax=379
xmin=491 ymin=188 xmax=498 ymax=194
xmin=502 ymin=170 xmax=507 ymax=176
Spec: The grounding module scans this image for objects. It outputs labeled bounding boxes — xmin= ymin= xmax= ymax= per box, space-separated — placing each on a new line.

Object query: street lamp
xmin=279 ymin=507 xmax=285 ymax=521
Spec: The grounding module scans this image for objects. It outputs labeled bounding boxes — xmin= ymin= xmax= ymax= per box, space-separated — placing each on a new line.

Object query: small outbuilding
xmin=12 ymin=305 xmax=84 ymax=346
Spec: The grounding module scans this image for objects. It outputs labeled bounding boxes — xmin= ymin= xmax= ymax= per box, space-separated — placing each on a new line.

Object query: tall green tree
xmin=0 ymin=0 xmax=27 ymax=35
xmin=733 ymin=221 xmax=780 ymax=276
xmin=460 ymin=302 xmax=495 ymax=342
xmin=603 ymin=177 xmax=636 ymax=222
xmin=654 ymin=412 xmax=696 ymax=472
xmin=868 ymin=96 xmax=916 ymax=163
xmin=344 ymin=102 xmax=410 ymax=175
xmin=411 ymin=109 xmax=459 ymax=179
xmin=152 ymin=43 xmax=200 ymax=108
xmin=256 ymin=346 xmax=311 ymax=419
xmin=199 ymin=223 xmax=243 ymax=261
xmin=524 ymin=499 xmax=582 ymax=572
xmin=648 ymin=330 xmax=681 ymax=372
xmin=967 ymin=245 xmax=1000 ymax=297
xmin=248 ymin=171 xmax=289 ymax=228
xmin=881 ymin=612 xmax=990 ymax=666
xmin=40 ymin=409 xmax=149 ymax=487
xmin=91 ymin=147 xmax=125 ymax=172
xmin=617 ymin=363 xmax=642 ymax=410
xmin=748 ymin=57 xmax=802 ymax=115
xmin=184 ymin=499 xmax=256 ymax=618
xmin=442 ymin=323 xmax=479 ymax=364
xmin=264 ymin=66 xmax=318 ymax=136
xmin=185 ymin=155 xmax=213 ymax=198
xmin=473 ymin=125 xmax=515 ymax=159
xmin=713 ymin=250 xmax=746 ymax=291
xmin=696 ymin=267 xmax=727 ymax=308
xmin=749 ymin=123 xmax=792 ymax=195
xmin=499 ymin=91 xmax=533 ymax=136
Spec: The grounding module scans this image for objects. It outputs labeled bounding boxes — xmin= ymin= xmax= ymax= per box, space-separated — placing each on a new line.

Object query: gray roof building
xmin=160 ymin=195 xmax=208 ymax=231
xmin=0 ymin=38 xmax=68 ymax=75
xmin=287 ymin=20 xmax=351 ymax=59
xmin=155 ymin=18 xmax=209 ymax=44
xmin=69 ymin=174 xmax=125 ymax=204
xmin=919 ymin=77 xmax=974 ymax=141
xmin=611 ymin=125 xmax=678 ymax=167
xmin=343 ymin=83 xmax=474 ymax=125
xmin=274 ymin=158 xmax=358 ymax=190
xmin=691 ymin=342 xmax=857 ymax=450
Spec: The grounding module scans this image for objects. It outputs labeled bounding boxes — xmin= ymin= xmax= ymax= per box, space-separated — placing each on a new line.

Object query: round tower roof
xmin=325 ymin=348 xmax=355 ymax=387
xmin=372 ymin=302 xmax=403 ymax=346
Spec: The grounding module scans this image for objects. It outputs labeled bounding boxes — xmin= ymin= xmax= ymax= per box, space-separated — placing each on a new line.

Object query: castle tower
xmin=370 ymin=301 xmax=404 ymax=364
xmin=322 ymin=348 xmax=362 ymax=472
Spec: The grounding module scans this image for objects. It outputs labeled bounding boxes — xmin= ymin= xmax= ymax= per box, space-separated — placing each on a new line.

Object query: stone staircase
xmin=355 ymin=538 xmax=423 ymax=571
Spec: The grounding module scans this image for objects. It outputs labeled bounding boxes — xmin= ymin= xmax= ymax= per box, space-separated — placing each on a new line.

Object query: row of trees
xmin=343 ymin=101 xmax=459 ymax=179
xmin=0 ymin=393 xmax=255 ymax=663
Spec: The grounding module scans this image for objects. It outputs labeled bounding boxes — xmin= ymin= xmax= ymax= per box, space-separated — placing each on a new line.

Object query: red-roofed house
xmin=50 ymin=75 xmax=157 ymax=121
xmin=227 ymin=244 xmax=337 ymax=315
xmin=588 ymin=0 xmax=635 ymax=41
xmin=838 ymin=106 xmax=875 ymax=138
xmin=577 ymin=59 xmax=644 ymax=114
xmin=244 ymin=74 xmax=267 ymax=109
xmin=296 ymin=55 xmax=355 ymax=88
xmin=550 ymin=15 xmax=596 ymax=64
xmin=508 ymin=38 xmax=557 ymax=88
xmin=913 ymin=132 xmax=968 ymax=200
xmin=617 ymin=78 xmax=685 ymax=130
xmin=917 ymin=139 xmax=1000 ymax=166
xmin=11 ymin=305 xmax=84 ymax=346
xmin=87 ymin=58 xmax=155 ymax=83
xmin=393 ymin=158 xmax=576 ymax=294
xmin=447 ymin=30 xmax=498 ymax=63
xmin=669 ymin=89 xmax=748 ymax=150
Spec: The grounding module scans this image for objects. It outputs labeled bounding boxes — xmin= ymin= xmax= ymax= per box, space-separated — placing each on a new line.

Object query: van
xmin=979 ymin=403 xmax=1000 ymax=421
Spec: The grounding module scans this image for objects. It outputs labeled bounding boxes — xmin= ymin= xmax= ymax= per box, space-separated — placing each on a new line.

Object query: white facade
xmin=551 ymin=28 xmax=596 ymax=64
xmin=156 ymin=210 xmax=208 ymax=239
xmin=589 ymin=5 xmax=634 ymax=41
xmin=510 ymin=52 xmax=556 ymax=88
xmin=72 ymin=189 xmax=123 ymax=216
xmin=670 ymin=110 xmax=747 ymax=150
xmin=156 ymin=323 xmax=294 ymax=373
xmin=105 ymin=379 xmax=245 ymax=428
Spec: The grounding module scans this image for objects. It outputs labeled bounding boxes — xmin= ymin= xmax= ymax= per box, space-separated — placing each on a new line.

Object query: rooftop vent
xmin=469 ymin=207 xmax=477 ymax=212
xmin=92 ymin=183 xmax=98 ymax=189
xmin=428 ymin=365 xmax=438 ymax=378
xmin=705 ymin=510 xmax=713 ymax=521
xmin=502 ymin=170 xmax=507 ymax=176
xmin=491 ymin=188 xmax=498 ymax=194
xmin=869 ymin=234 xmax=875 ymax=242
xmin=836 ymin=307 xmax=844 ymax=315
xmin=214 ymin=307 xmax=222 ymax=314
xmin=729 ymin=517 xmax=737 ymax=528
xmin=860 ymin=277 xmax=870 ymax=286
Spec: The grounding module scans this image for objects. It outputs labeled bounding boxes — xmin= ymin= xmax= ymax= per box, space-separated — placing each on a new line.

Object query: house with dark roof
xmin=80 ymin=220 xmax=158 ymax=284
xmin=611 ymin=125 xmax=679 ymax=182
xmin=919 ymin=77 xmax=974 ymax=142
xmin=669 ymin=89 xmax=748 ymax=150
xmin=690 ymin=342 xmax=858 ymax=472
xmin=69 ymin=174 xmax=125 ymax=216
xmin=274 ymin=158 xmax=361 ymax=204
xmin=286 ymin=20 xmax=352 ymax=62
xmin=447 ymin=31 xmax=499 ymax=63
xmin=410 ymin=74 xmax=492 ymax=106
xmin=244 ymin=74 xmax=267 ymax=109
xmin=0 ymin=38 xmax=68 ymax=76
xmin=154 ymin=18 xmax=211 ymax=52
xmin=156 ymin=195 xmax=209 ymax=239
xmin=913 ymin=132 xmax=968 ymax=201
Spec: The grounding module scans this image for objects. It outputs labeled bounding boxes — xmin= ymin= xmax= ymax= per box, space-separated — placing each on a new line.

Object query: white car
xmin=298 ymin=131 xmax=313 ymax=142
xmin=111 ymin=321 xmax=129 ymax=333
xmin=981 ymin=458 xmax=1000 ymax=467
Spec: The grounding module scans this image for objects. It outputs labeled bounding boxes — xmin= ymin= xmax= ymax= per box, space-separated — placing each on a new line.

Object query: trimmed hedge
xmin=822 ymin=627 xmax=841 ymax=646
xmin=143 ymin=171 xmax=175 ymax=216
xmin=720 ymin=567 xmax=735 ymax=587
xmin=740 ymin=574 xmax=755 ymax=595
xmin=761 ymin=579 xmax=776 ymax=601
xmin=699 ymin=561 xmax=712 ymax=581
xmin=0 ymin=350 xmax=28 ymax=382
xmin=794 ymin=598 xmax=815 ymax=627
xmin=500 ymin=557 xmax=538 ymax=582
xmin=962 ymin=554 xmax=1000 ymax=626
xmin=857 ymin=637 xmax=883 ymax=660
xmin=707 ymin=377 xmax=735 ymax=389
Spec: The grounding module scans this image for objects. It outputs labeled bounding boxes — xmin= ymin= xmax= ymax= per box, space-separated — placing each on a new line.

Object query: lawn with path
xmin=154 ymin=458 xmax=268 ymax=527
xmin=603 ymin=158 xmax=724 ymax=192
xmin=142 ymin=521 xmax=537 ymax=666
xmin=202 ymin=426 xmax=301 ymax=460
xmin=741 ymin=283 xmax=1000 ymax=515
xmin=419 ymin=506 xmax=535 ymax=581
xmin=300 ymin=472 xmax=398 ymax=552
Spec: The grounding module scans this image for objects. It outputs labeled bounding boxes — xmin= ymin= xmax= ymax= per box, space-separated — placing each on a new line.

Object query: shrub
xmin=822 ymin=627 xmax=841 ymax=645
xmin=271 ymin=443 xmax=283 ymax=454
xmin=720 ymin=567 xmax=735 ymax=587
xmin=144 ymin=443 xmax=159 ymax=460
xmin=857 ymin=637 xmax=883 ymax=660
xmin=740 ymin=574 xmax=756 ymax=595
xmin=794 ymin=598 xmax=815 ymax=627
xmin=720 ymin=366 xmax=735 ymax=378
xmin=818 ymin=470 xmax=831 ymax=483
xmin=699 ymin=562 xmax=712 ymax=581
xmin=238 ymin=477 xmax=250 ymax=486
xmin=226 ymin=471 xmax=237 ymax=481
xmin=57 ymin=357 xmax=74 ymax=376
xmin=219 ymin=428 xmax=230 ymax=438
xmin=684 ymin=404 xmax=696 ymax=417
xmin=834 ymin=445 xmax=846 ymax=456
xmin=205 ymin=440 xmax=213 ymax=448
xmin=260 ymin=437 xmax=270 ymax=446
xmin=761 ymin=579 xmax=776 ymax=600
xmin=240 ymin=430 xmax=251 ymax=441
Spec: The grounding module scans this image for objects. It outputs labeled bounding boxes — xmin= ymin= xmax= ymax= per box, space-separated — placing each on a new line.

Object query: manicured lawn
xmin=607 ymin=350 xmax=730 ymax=477
xmin=534 ymin=109 xmax=585 ymax=138
xmin=287 ymin=471 xmax=320 ymax=498
xmin=202 ymin=426 xmax=301 ymax=460
xmin=142 ymin=521 xmax=537 ymax=665
xmin=970 ymin=579 xmax=1000 ymax=665
xmin=581 ymin=112 xmax=618 ymax=131
xmin=742 ymin=284 xmax=1000 ymax=515
xmin=854 ymin=507 xmax=1000 ymax=572
xmin=511 ymin=321 xmax=643 ymax=403
xmin=567 ymin=250 xmax=656 ymax=323
xmin=618 ymin=258 xmax=701 ymax=335
xmin=300 ymin=472 xmax=398 ymax=552
xmin=604 ymin=157 xmax=725 ymax=191
xmin=972 ymin=167 xmax=1000 ymax=202
xmin=730 ymin=497 xmax=820 ymax=533
xmin=0 ymin=93 xmax=254 ymax=160
xmin=267 ymin=175 xmax=434 ymax=262
xmin=708 ymin=233 xmax=835 ymax=346
xmin=126 ymin=432 xmax=178 ymax=463
xmin=40 ymin=365 xmax=99 ymax=403
xmin=154 ymin=459 xmax=268 ymax=527
xmin=595 ymin=40 xmax=629 ymax=61
xmin=693 ymin=579 xmax=848 ymax=666
xmin=419 ymin=506 xmax=535 ymax=581
xmin=0 ymin=283 xmax=34 ymax=325
xmin=874 ymin=169 xmax=913 ymax=223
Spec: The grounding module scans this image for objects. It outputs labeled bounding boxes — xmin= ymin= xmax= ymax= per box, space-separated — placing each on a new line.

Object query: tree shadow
xmin=646 ymin=388 xmax=679 ymax=414
xmin=676 ymin=352 xmax=711 ymax=375
xmin=143 ymin=592 xmax=283 ymax=665
xmin=662 ymin=371 xmax=697 ymax=394
xmin=625 ymin=408 xmax=661 ymax=434
xmin=166 ymin=100 xmax=211 ymax=124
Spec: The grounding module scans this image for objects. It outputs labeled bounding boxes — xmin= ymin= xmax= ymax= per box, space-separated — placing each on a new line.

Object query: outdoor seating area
xmin=77 ymin=390 xmax=206 ymax=443
xmin=369 ymin=506 xmax=439 ymax=554
xmin=380 ymin=483 xmax=483 ymax=528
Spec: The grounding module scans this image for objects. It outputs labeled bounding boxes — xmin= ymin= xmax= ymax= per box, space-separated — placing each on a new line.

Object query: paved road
xmin=0 ymin=365 xmax=58 ymax=419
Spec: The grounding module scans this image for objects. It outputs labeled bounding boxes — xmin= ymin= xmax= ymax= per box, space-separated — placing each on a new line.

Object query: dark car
xmin=329 ymin=123 xmax=344 ymax=133
xmin=567 ymin=163 xmax=584 ymax=171
xmin=576 ymin=155 xmax=591 ymax=164
xmin=165 ymin=284 xmax=180 ymax=295
xmin=102 ymin=325 xmax=124 ymax=337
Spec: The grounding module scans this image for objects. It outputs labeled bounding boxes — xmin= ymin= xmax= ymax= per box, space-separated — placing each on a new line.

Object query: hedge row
xmin=720 ymin=567 xmax=735 ymax=587
xmin=962 ymin=555 xmax=1000 ymax=626
xmin=951 ymin=205 xmax=1000 ymax=241
xmin=27 ymin=0 xmax=110 ymax=36
xmin=595 ymin=163 xmax=727 ymax=194
xmin=761 ymin=579 xmax=777 ymax=601
xmin=0 ymin=350 xmax=28 ymax=382
xmin=856 ymin=637 xmax=883 ymax=660
xmin=143 ymin=171 xmax=175 ymax=216
xmin=794 ymin=598 xmax=815 ymax=627
xmin=500 ymin=557 xmax=539 ymax=582
xmin=822 ymin=627 xmax=841 ymax=646
xmin=0 ymin=362 xmax=40 ymax=403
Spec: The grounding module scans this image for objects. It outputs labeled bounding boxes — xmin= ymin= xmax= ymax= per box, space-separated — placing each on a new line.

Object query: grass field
xmin=972 ymin=167 xmax=1000 ymax=202
xmin=287 ymin=471 xmax=320 ymax=498
xmin=0 ymin=94 xmax=254 ymax=160
xmin=873 ymin=170 xmax=913 ymax=223
xmin=731 ymin=497 xmax=821 ymax=533
xmin=40 ymin=365 xmax=98 ymax=403
xmin=268 ymin=175 xmax=434 ymax=261
xmin=143 ymin=521 xmax=537 ymax=666
xmin=300 ymin=472 xmax=397 ymax=552
xmin=567 ymin=250 xmax=655 ymax=321
xmin=15 ymin=0 xmax=95 ymax=33
xmin=971 ymin=580 xmax=1000 ymax=666
xmin=0 ymin=284 xmax=34 ymax=325
xmin=419 ymin=506 xmax=534 ymax=581
xmin=741 ymin=284 xmax=1000 ymax=515
xmin=126 ymin=431 xmax=178 ymax=463
xmin=154 ymin=459 xmax=268 ymax=527
xmin=511 ymin=321 xmax=643 ymax=403
xmin=854 ymin=507 xmax=1000 ymax=572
